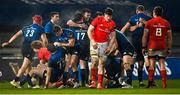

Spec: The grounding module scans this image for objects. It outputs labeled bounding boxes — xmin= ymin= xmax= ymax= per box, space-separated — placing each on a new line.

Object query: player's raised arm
xmin=41 ymin=33 xmax=48 ymax=46
xmin=2 ymin=30 xmax=22 ymax=47
xmin=121 ymin=22 xmax=131 ymax=33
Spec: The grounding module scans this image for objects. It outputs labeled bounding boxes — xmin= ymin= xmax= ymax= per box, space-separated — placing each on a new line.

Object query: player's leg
xmin=79 ymin=46 xmax=90 ymax=87
xmin=97 ymin=42 xmax=108 ymax=89
xmin=137 ymin=49 xmax=145 ymax=87
xmin=89 ymin=43 xmax=98 ymax=88
xmin=122 ymin=55 xmax=133 ymax=88
xmin=159 ymin=57 xmax=167 ymax=88
xmin=158 ymin=50 xmax=168 ymax=88
xmin=10 ymin=57 xmax=32 ymax=88
xmin=147 ymin=57 xmax=156 ymax=88
xmin=70 ymin=54 xmax=79 ymax=88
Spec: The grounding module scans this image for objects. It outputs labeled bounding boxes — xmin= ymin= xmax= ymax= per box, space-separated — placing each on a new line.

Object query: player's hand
xmin=54 ymin=42 xmax=61 ymax=46
xmin=2 ymin=42 xmax=9 ymax=47
xmin=92 ymin=40 xmax=98 ymax=49
xmin=137 ymin=22 xmax=143 ymax=27
xmin=79 ymin=23 xmax=87 ymax=29
xmin=104 ymin=47 xmax=111 ymax=55
xmin=142 ymin=48 xmax=147 ymax=55
xmin=139 ymin=18 xmax=146 ymax=24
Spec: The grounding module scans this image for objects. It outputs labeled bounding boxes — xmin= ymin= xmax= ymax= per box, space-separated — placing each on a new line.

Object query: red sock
xmin=98 ymin=74 xmax=103 ymax=84
xmin=91 ymin=68 xmax=97 ymax=81
xmin=160 ymin=70 xmax=167 ymax=87
xmin=148 ymin=69 xmax=154 ymax=81
xmin=55 ymin=81 xmax=63 ymax=88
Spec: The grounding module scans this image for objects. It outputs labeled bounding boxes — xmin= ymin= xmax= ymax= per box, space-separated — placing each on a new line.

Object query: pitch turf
xmin=0 ymin=79 xmax=180 ymax=94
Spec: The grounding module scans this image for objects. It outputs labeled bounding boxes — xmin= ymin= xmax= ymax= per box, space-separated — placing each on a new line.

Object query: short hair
xmin=31 ymin=40 xmax=43 ymax=49
xmin=104 ymin=7 xmax=113 ymax=15
xmin=136 ymin=5 xmax=145 ymax=11
xmin=50 ymin=12 xmax=59 ymax=18
xmin=47 ymin=44 xmax=57 ymax=53
xmin=81 ymin=8 xmax=91 ymax=14
xmin=153 ymin=6 xmax=163 ymax=16
xmin=96 ymin=11 xmax=103 ymax=17
xmin=53 ymin=25 xmax=62 ymax=33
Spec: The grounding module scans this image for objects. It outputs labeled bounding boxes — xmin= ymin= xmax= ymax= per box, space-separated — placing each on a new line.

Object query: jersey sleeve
xmin=39 ymin=26 xmax=45 ymax=34
xmin=128 ymin=16 xmax=134 ymax=26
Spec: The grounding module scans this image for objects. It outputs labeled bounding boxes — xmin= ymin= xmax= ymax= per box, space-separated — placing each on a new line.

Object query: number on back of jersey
xmin=25 ymin=29 xmax=35 ymax=37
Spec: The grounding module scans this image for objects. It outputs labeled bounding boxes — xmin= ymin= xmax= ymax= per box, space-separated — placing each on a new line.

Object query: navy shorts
xmin=21 ymin=43 xmax=35 ymax=61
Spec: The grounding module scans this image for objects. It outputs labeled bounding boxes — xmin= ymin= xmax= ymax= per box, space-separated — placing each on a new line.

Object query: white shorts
xmin=90 ymin=42 xmax=108 ymax=61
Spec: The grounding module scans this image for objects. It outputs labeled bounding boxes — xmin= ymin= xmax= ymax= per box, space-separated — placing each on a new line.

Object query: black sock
xmin=146 ymin=66 xmax=149 ymax=71
xmin=14 ymin=77 xmax=20 ymax=82
xmin=73 ymin=71 xmax=79 ymax=82
xmin=63 ymin=72 xmax=68 ymax=85
xmin=138 ymin=70 xmax=143 ymax=83
xmin=26 ymin=74 xmax=34 ymax=87
xmin=126 ymin=69 xmax=132 ymax=85
xmin=20 ymin=75 xmax=28 ymax=86
xmin=81 ymin=69 xmax=86 ymax=85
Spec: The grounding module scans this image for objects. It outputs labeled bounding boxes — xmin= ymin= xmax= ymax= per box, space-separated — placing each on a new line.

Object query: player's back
xmin=146 ymin=17 xmax=170 ymax=49
xmin=116 ymin=29 xmax=133 ymax=48
xmin=48 ymin=47 xmax=65 ymax=69
xmin=129 ymin=13 xmax=151 ymax=39
xmin=22 ymin=24 xmax=44 ymax=44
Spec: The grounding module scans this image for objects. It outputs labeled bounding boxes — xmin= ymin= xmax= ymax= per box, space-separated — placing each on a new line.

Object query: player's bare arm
xmin=41 ymin=33 xmax=48 ymax=46
xmin=54 ymin=38 xmax=75 ymax=47
xmin=2 ymin=30 xmax=23 ymax=47
xmin=120 ymin=22 xmax=131 ymax=33
xmin=87 ymin=25 xmax=97 ymax=49
xmin=142 ymin=29 xmax=149 ymax=53
xmin=67 ymin=20 xmax=86 ymax=29
xmin=105 ymin=31 xmax=116 ymax=54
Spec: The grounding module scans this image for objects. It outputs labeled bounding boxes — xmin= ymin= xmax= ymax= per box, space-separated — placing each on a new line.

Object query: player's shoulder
xmin=161 ymin=18 xmax=170 ymax=25
xmin=94 ymin=16 xmax=104 ymax=21
xmin=45 ymin=21 xmax=53 ymax=27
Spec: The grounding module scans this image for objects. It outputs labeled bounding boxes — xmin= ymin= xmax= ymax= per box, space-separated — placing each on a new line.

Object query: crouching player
xmin=110 ymin=29 xmax=135 ymax=88
xmin=44 ymin=44 xmax=66 ymax=88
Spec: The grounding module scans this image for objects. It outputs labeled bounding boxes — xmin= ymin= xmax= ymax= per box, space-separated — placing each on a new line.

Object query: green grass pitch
xmin=0 ymin=79 xmax=180 ymax=94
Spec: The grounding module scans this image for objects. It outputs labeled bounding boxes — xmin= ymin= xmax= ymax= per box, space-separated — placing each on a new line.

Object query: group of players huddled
xmin=1 ymin=5 xmax=172 ymax=89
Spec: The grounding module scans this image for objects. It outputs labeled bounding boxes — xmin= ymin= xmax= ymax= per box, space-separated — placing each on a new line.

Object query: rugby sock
xmin=63 ymin=72 xmax=68 ymax=85
xmin=20 ymin=75 xmax=27 ymax=86
xmin=91 ymin=68 xmax=97 ymax=81
xmin=14 ymin=77 xmax=20 ymax=82
xmin=98 ymin=74 xmax=103 ymax=84
xmin=146 ymin=66 xmax=150 ymax=71
xmin=138 ymin=70 xmax=143 ymax=83
xmin=160 ymin=70 xmax=167 ymax=88
xmin=148 ymin=69 xmax=154 ymax=82
xmin=126 ymin=69 xmax=132 ymax=85
xmin=73 ymin=71 xmax=79 ymax=82
xmin=81 ymin=69 xmax=86 ymax=85
xmin=26 ymin=74 xmax=34 ymax=87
